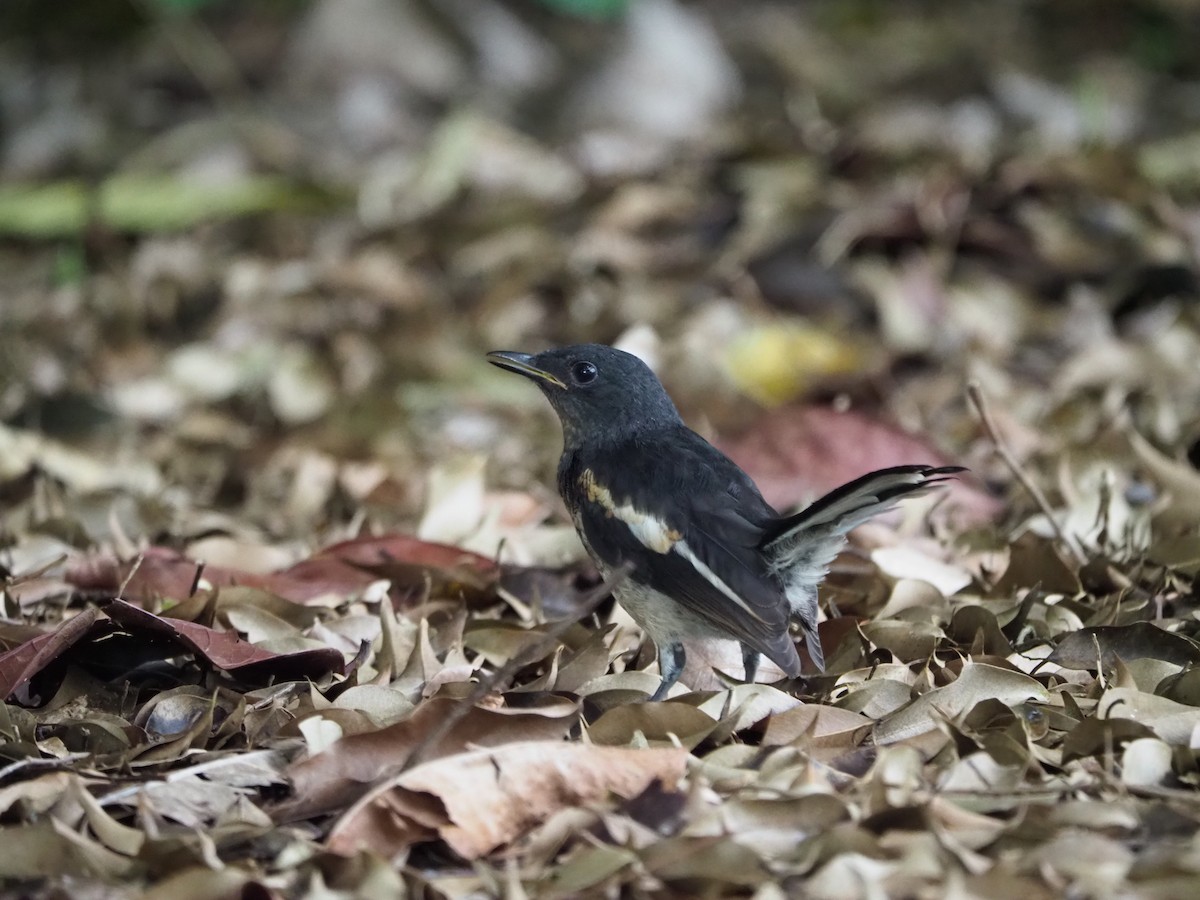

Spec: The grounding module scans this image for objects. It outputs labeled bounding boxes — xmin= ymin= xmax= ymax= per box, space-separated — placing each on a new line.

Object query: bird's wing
xmin=761 ymin=464 xmax=964 ymax=589
xmin=567 ymin=430 xmax=801 ymax=676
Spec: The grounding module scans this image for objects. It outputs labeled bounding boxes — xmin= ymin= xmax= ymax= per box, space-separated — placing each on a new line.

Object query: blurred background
xmin=2 ymin=0 xmax=1199 ymax=563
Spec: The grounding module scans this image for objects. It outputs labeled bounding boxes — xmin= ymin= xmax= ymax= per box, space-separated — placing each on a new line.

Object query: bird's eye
xmin=571 ymin=361 xmax=598 ymax=385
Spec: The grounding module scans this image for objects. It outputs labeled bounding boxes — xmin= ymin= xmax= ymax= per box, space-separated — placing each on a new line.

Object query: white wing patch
xmin=578 ymin=469 xmax=765 ymax=623
xmin=673 ymin=540 xmax=766 ymax=623
xmin=580 ymin=469 xmax=680 ymax=553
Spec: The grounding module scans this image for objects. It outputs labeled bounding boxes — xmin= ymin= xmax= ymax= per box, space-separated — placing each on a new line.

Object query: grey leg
xmin=803 ymin=620 xmax=825 ymax=672
xmin=650 ymin=642 xmax=686 ymax=701
xmin=741 ymin=644 xmax=760 ymax=684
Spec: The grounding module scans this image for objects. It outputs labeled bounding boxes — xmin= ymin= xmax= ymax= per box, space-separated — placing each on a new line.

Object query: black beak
xmin=486 ymin=351 xmax=567 ymax=390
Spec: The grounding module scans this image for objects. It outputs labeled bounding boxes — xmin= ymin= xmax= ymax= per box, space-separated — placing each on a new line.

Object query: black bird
xmin=488 ymin=344 xmax=961 ymax=700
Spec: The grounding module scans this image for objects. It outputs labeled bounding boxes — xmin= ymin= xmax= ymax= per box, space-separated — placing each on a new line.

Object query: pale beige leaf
xmin=329 ymin=741 xmax=688 ymax=859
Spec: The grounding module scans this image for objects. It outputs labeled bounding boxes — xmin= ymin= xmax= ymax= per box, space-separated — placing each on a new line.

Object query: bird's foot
xmin=741 ymin=645 xmax=760 ymax=685
xmin=648 ymin=642 xmax=686 ymax=701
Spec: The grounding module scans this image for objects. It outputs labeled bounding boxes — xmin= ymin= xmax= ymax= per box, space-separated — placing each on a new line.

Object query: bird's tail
xmin=762 ymin=465 xmax=964 ymax=669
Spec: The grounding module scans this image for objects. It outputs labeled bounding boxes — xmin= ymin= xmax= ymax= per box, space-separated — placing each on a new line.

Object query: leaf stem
xmin=967 ymin=382 xmax=1087 ymax=566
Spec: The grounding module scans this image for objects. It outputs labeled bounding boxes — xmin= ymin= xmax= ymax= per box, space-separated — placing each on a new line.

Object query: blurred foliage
xmin=536 ymin=0 xmax=630 ymax=19
xmin=0 ymin=0 xmax=149 ymax=54
xmin=0 ymin=176 xmax=334 ymax=238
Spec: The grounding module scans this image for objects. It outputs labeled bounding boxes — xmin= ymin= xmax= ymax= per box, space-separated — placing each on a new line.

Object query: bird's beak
xmin=486 ymin=351 xmax=567 ymax=390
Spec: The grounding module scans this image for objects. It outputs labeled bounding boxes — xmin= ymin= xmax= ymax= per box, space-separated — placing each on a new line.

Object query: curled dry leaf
xmin=1049 ymin=622 xmax=1200 ymax=671
xmin=0 ymin=608 xmax=102 ymax=700
xmin=104 ymin=599 xmax=345 ymax=683
xmin=278 ymin=695 xmax=579 ymax=821
xmin=1098 ymin=687 xmax=1200 ymax=745
xmin=328 ymin=741 xmax=689 ymax=860
xmin=875 ymin=662 xmax=1049 ymax=744
xmin=762 ymin=704 xmax=874 ymax=752
xmin=587 ymin=701 xmax=718 ymax=748
xmin=0 ymin=819 xmax=134 ymax=881
xmin=692 ymin=683 xmax=805 ymax=739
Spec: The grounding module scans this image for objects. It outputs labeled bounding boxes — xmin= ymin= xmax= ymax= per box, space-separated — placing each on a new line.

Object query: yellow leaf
xmin=723 ymin=323 xmax=862 ymax=406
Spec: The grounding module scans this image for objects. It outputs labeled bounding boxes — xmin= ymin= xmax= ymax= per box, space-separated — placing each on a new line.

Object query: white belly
xmin=612 ymin=581 xmax=719 ymax=644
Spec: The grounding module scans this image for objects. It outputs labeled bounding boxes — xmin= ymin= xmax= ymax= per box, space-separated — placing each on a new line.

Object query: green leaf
xmin=0 ymin=175 xmax=333 ymax=238
xmin=536 ymin=0 xmax=629 ymax=20
xmin=151 ymin=0 xmax=219 ymax=12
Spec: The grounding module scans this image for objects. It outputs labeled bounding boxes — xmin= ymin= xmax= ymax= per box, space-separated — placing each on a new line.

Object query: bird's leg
xmin=741 ymin=644 xmax=760 ymax=685
xmin=649 ymin=642 xmax=686 ymax=701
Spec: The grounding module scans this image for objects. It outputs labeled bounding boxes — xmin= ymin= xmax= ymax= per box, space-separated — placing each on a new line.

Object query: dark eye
xmin=571 ymin=361 xmax=598 ymax=385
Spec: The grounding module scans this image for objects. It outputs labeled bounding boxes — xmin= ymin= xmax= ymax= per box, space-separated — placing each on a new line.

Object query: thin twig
xmin=188 ymin=561 xmax=207 ymax=598
xmin=399 ymin=564 xmax=630 ymax=773
xmin=966 ymin=382 xmax=1088 ymax=565
xmin=116 ymin=553 xmax=145 ymax=601
xmin=5 ymin=553 xmax=68 ymax=586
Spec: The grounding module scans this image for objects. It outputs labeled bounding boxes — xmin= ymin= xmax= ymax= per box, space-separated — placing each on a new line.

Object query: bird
xmin=488 ymin=344 xmax=962 ymax=701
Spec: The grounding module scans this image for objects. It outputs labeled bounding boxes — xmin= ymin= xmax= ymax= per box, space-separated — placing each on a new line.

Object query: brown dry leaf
xmin=328 ymin=741 xmax=689 ymax=859
xmin=0 ymin=767 xmax=67 ymax=808
xmin=641 ymin=834 xmax=774 ymax=888
xmin=1050 ymin=622 xmax=1200 ymax=670
xmin=0 ymin=818 xmax=135 ymax=880
xmin=762 ymin=704 xmax=873 ymax=751
xmin=163 ymin=585 xmax=323 ymax=629
xmin=992 ymin=532 xmax=1082 ymax=596
xmin=540 ymin=843 xmax=642 ymax=897
xmin=140 ymin=867 xmax=264 ymax=900
xmin=279 ymin=695 xmax=579 ymax=821
xmin=1097 ymin=687 xmax=1200 ymax=745
xmin=694 ymin=683 xmax=805 ymax=739
xmin=99 ymin=749 xmax=288 ymax=828
xmin=587 ymin=701 xmax=718 ymax=748
xmin=860 ymin=619 xmax=946 ymax=660
xmin=875 ymin=662 xmax=1049 ymax=744
xmin=1128 ymin=428 xmax=1200 ymax=524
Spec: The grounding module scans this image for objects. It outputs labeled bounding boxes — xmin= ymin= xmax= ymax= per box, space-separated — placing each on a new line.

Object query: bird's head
xmin=487 ymin=344 xmax=682 ymax=446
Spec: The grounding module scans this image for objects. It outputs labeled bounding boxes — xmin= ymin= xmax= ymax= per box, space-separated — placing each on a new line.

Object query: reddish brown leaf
xmin=255 ymin=557 xmax=378 ymax=603
xmin=66 ymin=533 xmax=498 ymax=608
xmin=67 ymin=545 xmax=375 ymax=605
xmin=80 ymin=553 xmax=379 ymax=605
xmin=719 ymin=405 xmax=998 ymax=521
xmin=67 ymin=546 xmax=275 ymax=604
xmin=103 ymin=600 xmax=344 ymax=682
xmin=310 ymin=534 xmax=500 ymax=603
xmin=0 ymin=608 xmax=103 ymax=700
xmin=316 ymin=534 xmax=499 ymax=574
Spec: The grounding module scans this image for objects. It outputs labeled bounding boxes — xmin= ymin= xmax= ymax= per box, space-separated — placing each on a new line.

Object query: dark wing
xmin=566 ymin=427 xmax=801 ymax=676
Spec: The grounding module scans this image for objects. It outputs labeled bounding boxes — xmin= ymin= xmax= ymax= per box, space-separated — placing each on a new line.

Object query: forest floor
xmin=2 ymin=1 xmax=1200 ymax=897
